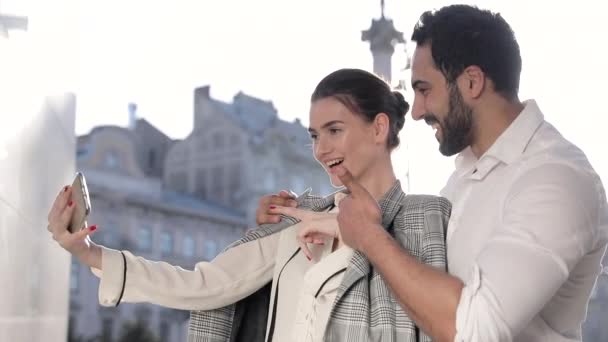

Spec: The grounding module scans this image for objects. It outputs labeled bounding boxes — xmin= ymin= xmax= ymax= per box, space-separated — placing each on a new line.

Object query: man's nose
xmin=410 ymin=98 xmax=425 ymax=121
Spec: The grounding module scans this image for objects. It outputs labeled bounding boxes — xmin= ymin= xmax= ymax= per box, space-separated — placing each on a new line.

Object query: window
xmin=68 ymin=316 xmax=77 ymax=342
xmin=198 ymin=136 xmax=208 ymax=151
xmin=213 ymin=132 xmax=225 ymax=150
xmin=101 ymin=317 xmax=113 ymax=342
xmin=76 ymin=146 xmax=89 ymax=158
xmin=135 ymin=307 xmax=152 ymax=326
xmin=230 ymin=134 xmax=241 ymax=149
xmin=195 ymin=169 xmax=208 ymax=199
xmin=228 ymin=163 xmax=241 ymax=202
xmin=211 ymin=166 xmax=224 ymax=198
xmin=160 ymin=321 xmax=170 ymax=342
xmin=137 ymin=227 xmax=152 ymax=251
xmin=148 ymin=150 xmax=156 ymax=169
xmin=103 ymin=150 xmax=120 ymax=169
xmin=183 ymin=235 xmax=196 ymax=257
xmin=70 ymin=258 xmax=79 ymax=292
xmin=204 ymin=240 xmax=218 ymax=260
xmin=160 ymin=231 xmax=173 ymax=256
xmin=170 ymin=172 xmax=188 ymax=193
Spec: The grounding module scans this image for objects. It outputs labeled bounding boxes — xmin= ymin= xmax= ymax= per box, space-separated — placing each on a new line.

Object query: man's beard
xmin=424 ymin=84 xmax=474 ymax=156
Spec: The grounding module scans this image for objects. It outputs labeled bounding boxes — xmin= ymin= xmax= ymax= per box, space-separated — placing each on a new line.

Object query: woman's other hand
xmin=255 ymin=190 xmax=298 ymax=225
xmin=269 ymin=206 xmax=339 ymax=261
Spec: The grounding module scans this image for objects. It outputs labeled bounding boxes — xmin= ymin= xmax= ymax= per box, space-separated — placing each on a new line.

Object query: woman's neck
xmin=356 ymin=157 xmax=397 ymax=200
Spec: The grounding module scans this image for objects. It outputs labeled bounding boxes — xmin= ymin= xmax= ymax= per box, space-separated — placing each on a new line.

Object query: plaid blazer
xmin=188 ymin=181 xmax=451 ymax=342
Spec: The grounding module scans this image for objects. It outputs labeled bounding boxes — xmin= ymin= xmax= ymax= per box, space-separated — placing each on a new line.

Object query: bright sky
xmin=3 ymin=0 xmax=608 ymax=195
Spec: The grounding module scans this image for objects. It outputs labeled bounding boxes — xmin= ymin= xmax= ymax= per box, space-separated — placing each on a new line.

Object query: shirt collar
xmin=455 ymin=99 xmax=545 ymax=179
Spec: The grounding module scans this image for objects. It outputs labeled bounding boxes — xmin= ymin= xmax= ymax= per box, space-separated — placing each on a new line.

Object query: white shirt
xmin=441 ymin=100 xmax=608 ymax=342
xmin=274 ymin=242 xmax=353 ymax=342
xmin=270 ymin=200 xmax=354 ymax=342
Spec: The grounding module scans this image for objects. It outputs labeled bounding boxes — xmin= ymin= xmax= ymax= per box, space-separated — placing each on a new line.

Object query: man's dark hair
xmin=412 ymin=5 xmax=522 ymax=99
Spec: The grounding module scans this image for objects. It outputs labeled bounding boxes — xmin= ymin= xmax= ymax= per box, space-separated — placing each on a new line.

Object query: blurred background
xmin=1 ymin=0 xmax=606 ymax=341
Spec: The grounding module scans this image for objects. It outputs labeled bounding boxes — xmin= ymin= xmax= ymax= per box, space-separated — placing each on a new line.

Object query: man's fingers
xmin=265 ymin=215 xmax=282 ymax=224
xmin=278 ymin=190 xmax=297 ymax=200
xmin=256 ymin=193 xmax=291 ymax=225
xmin=268 ymin=195 xmax=297 ymax=207
xmin=269 ymin=205 xmax=305 ymax=220
xmin=278 ymin=190 xmax=298 ymax=207
xmin=256 ymin=214 xmax=281 ymax=226
xmin=332 ymin=165 xmax=370 ymax=199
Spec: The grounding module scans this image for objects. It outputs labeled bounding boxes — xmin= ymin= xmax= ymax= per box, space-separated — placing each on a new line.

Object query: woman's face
xmin=308 ymin=97 xmax=381 ymax=187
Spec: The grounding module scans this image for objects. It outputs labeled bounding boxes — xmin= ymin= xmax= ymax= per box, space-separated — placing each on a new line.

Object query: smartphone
xmin=68 ymin=172 xmax=92 ymax=233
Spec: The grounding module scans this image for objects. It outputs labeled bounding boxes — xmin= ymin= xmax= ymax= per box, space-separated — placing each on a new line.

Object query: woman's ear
xmin=373 ymin=113 xmax=390 ymax=145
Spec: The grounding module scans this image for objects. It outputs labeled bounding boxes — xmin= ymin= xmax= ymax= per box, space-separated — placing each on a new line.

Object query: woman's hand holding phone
xmin=47 ymin=185 xmax=102 ymax=269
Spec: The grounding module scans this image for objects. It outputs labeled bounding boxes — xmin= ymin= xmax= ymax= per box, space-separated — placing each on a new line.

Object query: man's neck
xmin=470 ymin=98 xmax=525 ymax=158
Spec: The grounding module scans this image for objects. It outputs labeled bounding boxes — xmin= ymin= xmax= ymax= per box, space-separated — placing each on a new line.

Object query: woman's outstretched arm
xmin=48 ymin=184 xmax=278 ymax=311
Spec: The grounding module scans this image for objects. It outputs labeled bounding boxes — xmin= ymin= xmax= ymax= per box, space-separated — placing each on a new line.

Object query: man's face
xmin=410 ymin=45 xmax=474 ymax=156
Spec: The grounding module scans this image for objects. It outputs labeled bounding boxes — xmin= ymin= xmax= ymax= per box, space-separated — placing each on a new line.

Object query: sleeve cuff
xmin=454 ymin=264 xmax=512 ymax=342
xmin=97 ymin=246 xmax=127 ymax=307
xmin=454 ymin=264 xmax=482 ymax=341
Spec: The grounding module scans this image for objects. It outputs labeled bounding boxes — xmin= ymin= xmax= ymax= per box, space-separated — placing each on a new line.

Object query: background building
xmin=68 ymin=89 xmax=331 ymax=341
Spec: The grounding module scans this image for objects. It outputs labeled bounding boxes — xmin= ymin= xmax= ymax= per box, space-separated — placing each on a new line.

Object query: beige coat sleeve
xmin=90 ymin=233 xmax=279 ymax=311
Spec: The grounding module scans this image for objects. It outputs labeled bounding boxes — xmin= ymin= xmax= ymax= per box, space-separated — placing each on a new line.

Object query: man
xmin=259 ymin=5 xmax=608 ymax=341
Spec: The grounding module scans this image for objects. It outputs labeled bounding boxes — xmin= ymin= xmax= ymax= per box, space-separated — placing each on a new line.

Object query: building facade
xmin=165 ymin=86 xmax=333 ymax=224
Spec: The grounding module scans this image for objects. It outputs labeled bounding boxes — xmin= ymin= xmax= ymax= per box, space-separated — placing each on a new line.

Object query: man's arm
xmin=334 ymin=163 xmax=601 ymax=342
xmin=360 ymin=226 xmax=462 ymax=342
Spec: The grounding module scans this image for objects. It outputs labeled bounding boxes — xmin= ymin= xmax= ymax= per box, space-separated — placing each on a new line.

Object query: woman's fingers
xmin=48 ymin=185 xmax=71 ymax=222
xmin=57 ymin=198 xmax=75 ymax=233
xmin=298 ymin=239 xmax=314 ymax=261
xmin=74 ymin=224 xmax=97 ymax=241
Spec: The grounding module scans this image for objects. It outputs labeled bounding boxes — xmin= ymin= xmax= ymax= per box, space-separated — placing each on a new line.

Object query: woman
xmin=47 ymin=68 xmax=451 ymax=342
